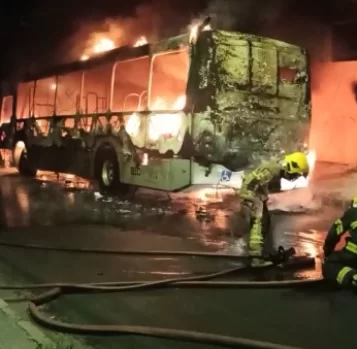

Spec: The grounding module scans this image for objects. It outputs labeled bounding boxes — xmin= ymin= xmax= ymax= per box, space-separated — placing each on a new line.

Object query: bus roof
xmin=21 ymin=30 xmax=305 ymax=82
xmin=22 ymin=33 xmax=190 ymax=82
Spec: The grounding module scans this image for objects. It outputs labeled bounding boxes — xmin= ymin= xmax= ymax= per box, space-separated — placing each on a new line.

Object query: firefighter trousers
xmin=241 ymin=197 xmax=271 ymax=256
xmin=322 ymin=250 xmax=357 ymax=288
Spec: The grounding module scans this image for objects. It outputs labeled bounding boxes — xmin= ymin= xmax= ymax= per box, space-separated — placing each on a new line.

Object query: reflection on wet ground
xmin=0 ymin=168 xmax=352 ymax=349
xmin=0 ymin=171 xmax=241 ymax=247
xmin=0 ymin=169 xmax=338 ymax=282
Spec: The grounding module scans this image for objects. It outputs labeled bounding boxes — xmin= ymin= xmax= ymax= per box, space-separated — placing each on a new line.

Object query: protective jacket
xmin=323 ymin=207 xmax=357 ymax=257
xmin=239 ymin=160 xmax=282 ymax=201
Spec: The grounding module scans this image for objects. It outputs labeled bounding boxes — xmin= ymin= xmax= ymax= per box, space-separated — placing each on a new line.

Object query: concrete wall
xmin=310 ymin=60 xmax=357 ymax=164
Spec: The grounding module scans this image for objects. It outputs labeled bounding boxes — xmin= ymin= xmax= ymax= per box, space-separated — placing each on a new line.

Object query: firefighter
xmin=322 ymin=196 xmax=357 ymax=288
xmin=239 ymin=152 xmax=309 ymax=260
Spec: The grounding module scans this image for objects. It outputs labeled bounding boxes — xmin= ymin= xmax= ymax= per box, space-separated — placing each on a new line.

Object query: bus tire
xmin=13 ymin=142 xmax=37 ymax=177
xmin=94 ymin=146 xmax=137 ymax=198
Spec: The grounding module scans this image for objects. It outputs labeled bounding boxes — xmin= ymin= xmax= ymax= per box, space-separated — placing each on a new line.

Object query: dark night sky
xmin=0 ymin=0 xmax=207 ymax=79
xmin=1 ymin=0 xmax=357 ymax=81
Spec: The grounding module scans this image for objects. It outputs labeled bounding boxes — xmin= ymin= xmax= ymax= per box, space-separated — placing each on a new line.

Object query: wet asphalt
xmin=0 ymin=169 xmax=353 ymax=349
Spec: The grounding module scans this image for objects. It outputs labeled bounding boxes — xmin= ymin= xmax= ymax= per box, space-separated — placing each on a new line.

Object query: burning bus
xmin=0 ymin=23 xmax=310 ymax=196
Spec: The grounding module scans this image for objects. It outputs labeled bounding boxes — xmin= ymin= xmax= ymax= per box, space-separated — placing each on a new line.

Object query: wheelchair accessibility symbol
xmin=220 ymin=170 xmax=232 ymax=182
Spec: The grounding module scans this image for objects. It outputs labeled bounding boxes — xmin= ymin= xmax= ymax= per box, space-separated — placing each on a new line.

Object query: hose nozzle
xmin=268 ymin=246 xmax=296 ymax=265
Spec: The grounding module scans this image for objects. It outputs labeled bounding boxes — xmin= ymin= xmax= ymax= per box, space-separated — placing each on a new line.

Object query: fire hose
xmin=0 ymin=241 xmax=323 ymax=349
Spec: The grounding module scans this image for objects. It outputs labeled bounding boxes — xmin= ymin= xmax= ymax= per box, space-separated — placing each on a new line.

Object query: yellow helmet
xmin=283 ymin=152 xmax=309 ymax=176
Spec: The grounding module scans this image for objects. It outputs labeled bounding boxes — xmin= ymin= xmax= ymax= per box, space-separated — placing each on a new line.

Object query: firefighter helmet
xmin=283 ymin=152 xmax=309 ymax=176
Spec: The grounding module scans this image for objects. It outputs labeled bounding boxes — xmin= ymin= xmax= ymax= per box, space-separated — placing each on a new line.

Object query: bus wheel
xmin=13 ymin=141 xmax=37 ymax=177
xmin=95 ymin=146 xmax=137 ymax=198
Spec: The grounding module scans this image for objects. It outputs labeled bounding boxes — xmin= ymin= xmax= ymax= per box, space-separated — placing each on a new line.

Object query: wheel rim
xmin=101 ymin=160 xmax=115 ymax=187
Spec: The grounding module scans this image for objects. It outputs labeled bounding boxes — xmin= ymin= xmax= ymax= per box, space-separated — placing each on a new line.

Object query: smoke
xmin=202 ymin=0 xmax=286 ymax=32
xmin=10 ymin=0 xmax=357 ymax=78
xmin=62 ymin=0 xmax=291 ymax=63
xmin=45 ymin=0 xmax=339 ymax=65
xmin=200 ymin=0 xmax=332 ymax=62
xmin=61 ymin=0 xmax=198 ymax=63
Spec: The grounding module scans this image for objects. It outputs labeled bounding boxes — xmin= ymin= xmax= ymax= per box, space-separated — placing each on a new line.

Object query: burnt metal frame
xmin=8 ymin=47 xmax=190 ymax=150
xmin=19 ymin=47 xmax=189 ymax=118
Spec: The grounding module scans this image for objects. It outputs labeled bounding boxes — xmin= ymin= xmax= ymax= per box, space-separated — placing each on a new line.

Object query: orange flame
xmin=80 ymin=36 xmax=116 ymax=61
xmin=125 ymin=95 xmax=186 ymax=141
xmin=148 ymin=95 xmax=186 ymax=141
xmin=134 ymin=36 xmax=148 ymax=47
xmin=151 ymin=95 xmax=186 ymax=111
xmin=80 ymin=35 xmax=149 ymax=61
xmin=93 ymin=38 xmax=115 ymax=53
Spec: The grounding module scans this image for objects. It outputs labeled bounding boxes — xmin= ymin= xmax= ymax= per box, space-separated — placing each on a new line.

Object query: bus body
xmin=0 ymin=29 xmax=310 ymax=194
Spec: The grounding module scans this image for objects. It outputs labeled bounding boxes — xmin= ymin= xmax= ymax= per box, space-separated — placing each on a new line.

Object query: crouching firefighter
xmin=239 ymin=152 xmax=309 ymax=262
xmin=322 ymin=196 xmax=357 ymax=289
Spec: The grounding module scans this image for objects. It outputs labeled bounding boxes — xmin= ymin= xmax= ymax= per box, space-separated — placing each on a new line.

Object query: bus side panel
xmin=120 ymin=158 xmax=191 ymax=191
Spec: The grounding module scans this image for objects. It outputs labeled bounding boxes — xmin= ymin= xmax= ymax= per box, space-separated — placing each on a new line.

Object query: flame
xmin=146 ymin=95 xmax=186 ymax=141
xmin=148 ymin=113 xmax=182 ymax=141
xmin=93 ymin=38 xmax=115 ymax=53
xmin=189 ymin=23 xmax=212 ymax=43
xmin=81 ymin=37 xmax=116 ymax=60
xmin=80 ymin=35 xmax=148 ymax=61
xmin=134 ymin=36 xmax=148 ymax=47
xmin=151 ymin=95 xmax=186 ymax=111
xmin=151 ymin=98 xmax=167 ymax=110
xmin=125 ymin=113 xmax=141 ymax=136
xmin=125 ymin=95 xmax=185 ymax=141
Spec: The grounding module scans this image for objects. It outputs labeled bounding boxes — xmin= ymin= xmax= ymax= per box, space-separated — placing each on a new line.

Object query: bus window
xmin=278 ymin=49 xmax=307 ymax=100
xmin=64 ymin=118 xmax=75 ymax=129
xmin=34 ymin=77 xmax=56 ymax=117
xmin=82 ymin=64 xmax=112 ymax=114
xmin=16 ymin=82 xmax=35 ymax=119
xmin=149 ymin=48 xmax=189 ymax=110
xmin=56 ymin=71 xmax=83 ymax=116
xmin=112 ymin=57 xmax=150 ymax=112
xmin=0 ymin=95 xmax=13 ymax=124
xmin=279 ymin=67 xmax=298 ymax=82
